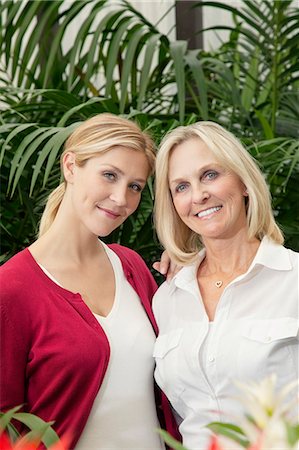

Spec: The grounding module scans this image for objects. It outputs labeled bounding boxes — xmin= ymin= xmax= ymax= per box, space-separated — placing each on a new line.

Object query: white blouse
xmin=153 ymin=237 xmax=299 ymax=450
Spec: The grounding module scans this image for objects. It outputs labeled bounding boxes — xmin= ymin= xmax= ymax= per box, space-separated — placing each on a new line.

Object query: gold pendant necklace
xmin=200 ymin=244 xmax=259 ymax=290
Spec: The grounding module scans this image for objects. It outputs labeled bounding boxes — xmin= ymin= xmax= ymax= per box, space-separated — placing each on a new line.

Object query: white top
xmin=153 ymin=237 xmax=299 ymax=450
xmin=76 ymin=243 xmax=164 ymax=450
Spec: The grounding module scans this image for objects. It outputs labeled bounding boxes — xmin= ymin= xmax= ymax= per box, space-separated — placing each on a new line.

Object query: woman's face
xmin=168 ymin=137 xmax=248 ymax=242
xmin=64 ymin=147 xmax=150 ymax=237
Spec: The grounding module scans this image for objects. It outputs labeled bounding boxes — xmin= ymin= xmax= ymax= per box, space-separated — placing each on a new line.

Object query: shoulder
xmin=258 ymin=238 xmax=298 ymax=272
xmin=277 ymin=243 xmax=298 ymax=270
xmin=153 ymin=280 xmax=172 ymax=317
xmin=0 ymin=249 xmax=30 ymax=285
xmin=0 ymin=249 xmax=38 ymax=307
xmin=108 ymin=243 xmax=149 ymax=272
xmin=0 ymin=250 xmax=36 ymax=330
xmin=1 ymin=248 xmax=27 ymax=268
xmin=285 ymin=246 xmax=299 ymax=261
xmin=108 ymin=243 xmax=139 ymax=258
xmin=108 ymin=243 xmax=158 ymax=294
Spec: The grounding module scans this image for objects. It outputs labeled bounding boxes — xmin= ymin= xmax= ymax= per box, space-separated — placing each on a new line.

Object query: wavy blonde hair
xmin=154 ymin=121 xmax=284 ymax=265
xmin=39 ymin=113 xmax=155 ymax=237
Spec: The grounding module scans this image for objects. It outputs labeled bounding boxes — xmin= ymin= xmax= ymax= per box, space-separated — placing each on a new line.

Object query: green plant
xmin=1 ymin=0 xmax=298 ymax=267
xmin=193 ymin=0 xmax=299 ymax=133
xmin=0 ymin=405 xmax=66 ymax=449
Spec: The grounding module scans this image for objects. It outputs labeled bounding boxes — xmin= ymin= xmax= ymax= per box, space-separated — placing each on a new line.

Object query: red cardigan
xmin=0 ymin=245 xmax=180 ymax=448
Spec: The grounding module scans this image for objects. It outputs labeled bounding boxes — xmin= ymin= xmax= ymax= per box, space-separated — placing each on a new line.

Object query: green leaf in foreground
xmin=157 ymin=429 xmax=189 ymax=450
xmin=207 ymin=422 xmax=250 ymax=448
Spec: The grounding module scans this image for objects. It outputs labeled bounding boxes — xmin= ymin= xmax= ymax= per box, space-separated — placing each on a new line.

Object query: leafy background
xmin=1 ymin=0 xmax=298 ymax=276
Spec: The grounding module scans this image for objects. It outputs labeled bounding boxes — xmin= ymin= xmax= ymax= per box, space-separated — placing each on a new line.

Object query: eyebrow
xmin=169 ymin=163 xmax=221 ymax=185
xmin=169 ymin=165 xmax=208 ymax=185
xmin=103 ymin=164 xmax=147 ymax=184
xmin=169 ymin=177 xmax=186 ymax=186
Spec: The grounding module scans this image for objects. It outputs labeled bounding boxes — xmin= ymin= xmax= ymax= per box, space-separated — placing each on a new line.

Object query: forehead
xmin=88 ymin=146 xmax=150 ymax=176
xmin=169 ymin=138 xmax=216 ymax=171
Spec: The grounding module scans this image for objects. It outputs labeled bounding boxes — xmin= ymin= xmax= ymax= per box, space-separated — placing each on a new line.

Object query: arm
xmin=0 ymin=293 xmax=27 ymax=412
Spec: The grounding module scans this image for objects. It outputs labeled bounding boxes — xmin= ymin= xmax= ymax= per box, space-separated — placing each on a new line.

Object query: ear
xmin=243 ymin=188 xmax=249 ymax=197
xmin=63 ymin=152 xmax=76 ymax=183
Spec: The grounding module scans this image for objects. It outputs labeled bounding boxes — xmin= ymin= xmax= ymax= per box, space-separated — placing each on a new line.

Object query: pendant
xmin=215 ymin=280 xmax=223 ymax=288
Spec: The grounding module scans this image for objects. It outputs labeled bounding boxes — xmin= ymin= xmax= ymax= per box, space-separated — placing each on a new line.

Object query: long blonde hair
xmin=39 ymin=113 xmax=155 ymax=237
xmin=154 ymin=121 xmax=284 ymax=265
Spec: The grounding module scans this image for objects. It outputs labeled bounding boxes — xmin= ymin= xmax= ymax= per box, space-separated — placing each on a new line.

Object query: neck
xmin=201 ymin=233 xmax=260 ymax=275
xmin=30 ymin=220 xmax=104 ymax=268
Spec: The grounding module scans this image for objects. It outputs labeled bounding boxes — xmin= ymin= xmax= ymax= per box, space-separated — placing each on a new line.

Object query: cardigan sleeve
xmin=0 ymin=272 xmax=28 ymax=412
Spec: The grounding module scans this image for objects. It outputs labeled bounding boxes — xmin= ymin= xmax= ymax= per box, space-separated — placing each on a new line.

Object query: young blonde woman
xmin=153 ymin=121 xmax=298 ymax=450
xmin=0 ymin=113 xmax=179 ymax=449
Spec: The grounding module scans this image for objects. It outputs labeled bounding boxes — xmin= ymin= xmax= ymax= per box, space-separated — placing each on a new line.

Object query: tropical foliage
xmin=1 ymin=0 xmax=298 ymax=269
xmin=0 ymin=405 xmax=67 ymax=449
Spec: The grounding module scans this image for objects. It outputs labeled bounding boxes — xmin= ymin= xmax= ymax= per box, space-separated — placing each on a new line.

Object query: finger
xmin=159 ymin=251 xmax=170 ymax=275
xmin=152 ymin=261 xmax=167 ymax=275
xmin=152 ymin=262 xmax=161 ymax=272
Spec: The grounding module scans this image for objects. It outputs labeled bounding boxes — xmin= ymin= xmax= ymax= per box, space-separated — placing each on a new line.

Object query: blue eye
xmin=175 ymin=183 xmax=188 ymax=193
xmin=203 ymin=170 xmax=218 ymax=181
xmin=103 ymin=172 xmax=116 ymax=181
xmin=130 ymin=183 xmax=142 ymax=193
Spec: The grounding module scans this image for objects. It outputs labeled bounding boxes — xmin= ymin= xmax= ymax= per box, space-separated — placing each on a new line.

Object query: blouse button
xmin=208 ymin=355 xmax=215 ymax=363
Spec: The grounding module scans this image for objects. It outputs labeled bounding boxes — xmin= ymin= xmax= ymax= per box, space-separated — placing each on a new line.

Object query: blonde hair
xmin=154 ymin=121 xmax=284 ymax=265
xmin=39 ymin=113 xmax=155 ymax=237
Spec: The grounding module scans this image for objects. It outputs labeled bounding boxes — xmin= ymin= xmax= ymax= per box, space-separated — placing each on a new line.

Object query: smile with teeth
xmin=196 ymin=206 xmax=222 ymax=218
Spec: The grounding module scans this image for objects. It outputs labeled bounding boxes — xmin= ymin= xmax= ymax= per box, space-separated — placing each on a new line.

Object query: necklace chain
xmin=200 ymin=251 xmax=257 ymax=289
xmin=214 ymin=259 xmax=252 ymax=288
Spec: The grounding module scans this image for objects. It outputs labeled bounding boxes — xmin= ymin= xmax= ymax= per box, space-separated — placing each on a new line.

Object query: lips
xmin=96 ymin=206 xmax=122 ymax=219
xmin=196 ymin=206 xmax=222 ymax=218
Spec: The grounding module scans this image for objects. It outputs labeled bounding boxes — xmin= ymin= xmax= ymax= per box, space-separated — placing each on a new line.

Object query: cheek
xmin=173 ymin=196 xmax=188 ymax=217
xmin=127 ymin=194 xmax=141 ymax=213
xmin=217 ymin=183 xmax=241 ymax=204
xmin=221 ymin=177 xmax=244 ymax=198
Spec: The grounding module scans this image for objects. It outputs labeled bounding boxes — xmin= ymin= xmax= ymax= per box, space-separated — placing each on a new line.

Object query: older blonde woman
xmin=153 ymin=121 xmax=298 ymax=450
xmin=0 ymin=113 xmax=179 ymax=449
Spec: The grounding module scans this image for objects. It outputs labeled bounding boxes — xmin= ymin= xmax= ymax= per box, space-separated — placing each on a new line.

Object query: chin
xmin=96 ymin=229 xmax=114 ymax=238
xmin=96 ymin=224 xmax=122 ymax=237
xmin=199 ymin=228 xmax=227 ymax=240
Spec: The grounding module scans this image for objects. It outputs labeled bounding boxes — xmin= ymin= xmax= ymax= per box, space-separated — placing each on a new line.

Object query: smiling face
xmin=168 ymin=137 xmax=248 ymax=243
xmin=64 ymin=147 xmax=150 ymax=237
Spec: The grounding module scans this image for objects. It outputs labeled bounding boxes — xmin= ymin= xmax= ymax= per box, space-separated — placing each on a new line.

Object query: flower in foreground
xmin=0 ymin=405 xmax=70 ymax=450
xmin=0 ymin=431 xmax=69 ymax=450
xmin=207 ymin=374 xmax=299 ymax=450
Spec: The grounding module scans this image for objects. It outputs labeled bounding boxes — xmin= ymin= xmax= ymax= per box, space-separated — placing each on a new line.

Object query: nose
xmin=110 ymin=185 xmax=127 ymax=207
xmin=192 ymin=185 xmax=210 ymax=204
